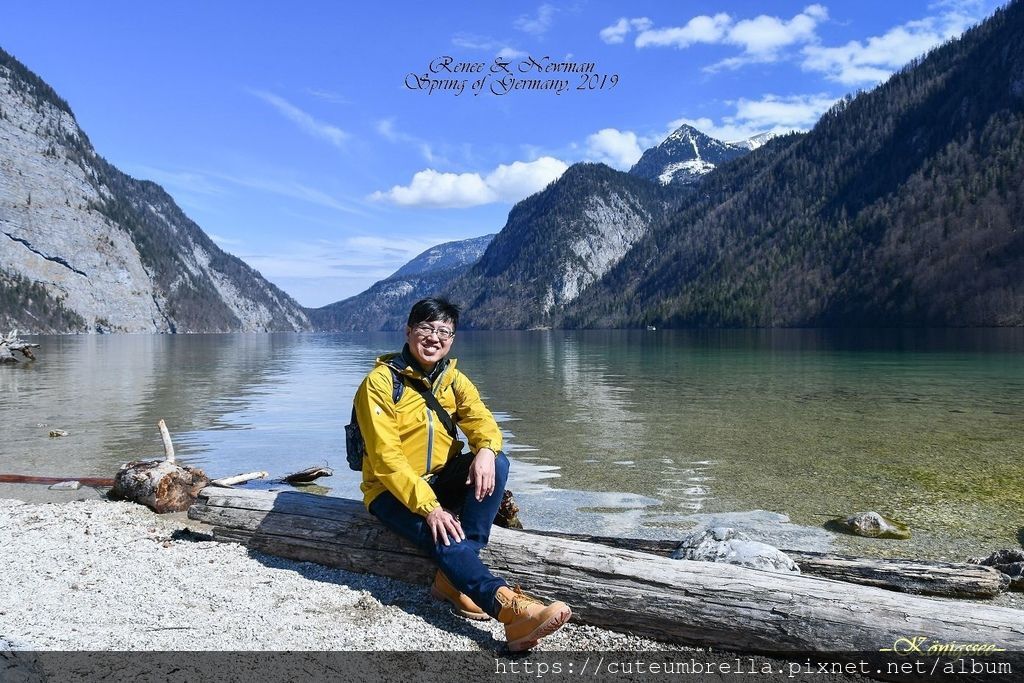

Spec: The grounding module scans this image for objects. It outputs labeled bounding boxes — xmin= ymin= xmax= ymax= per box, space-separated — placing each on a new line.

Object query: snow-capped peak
xmin=727 ymin=131 xmax=777 ymax=151
xmin=629 ymin=124 xmax=749 ymax=186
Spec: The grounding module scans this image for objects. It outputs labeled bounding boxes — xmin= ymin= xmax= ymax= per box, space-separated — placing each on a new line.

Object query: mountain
xmin=306 ymin=234 xmax=495 ymax=331
xmin=628 ymin=124 xmax=749 ymax=186
xmin=447 ymin=163 xmax=674 ymax=329
xmin=564 ymin=1 xmax=1024 ymax=328
xmin=390 ymin=234 xmax=495 ymax=279
xmin=0 ymin=48 xmax=310 ymax=334
xmin=728 ymin=131 xmax=778 ymax=151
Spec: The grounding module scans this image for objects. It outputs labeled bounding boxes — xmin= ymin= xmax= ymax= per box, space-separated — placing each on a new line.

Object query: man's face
xmin=405 ymin=318 xmax=455 ymax=369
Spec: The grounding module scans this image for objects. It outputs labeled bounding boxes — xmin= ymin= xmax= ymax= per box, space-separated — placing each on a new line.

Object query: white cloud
xmin=635 ymin=13 xmax=732 ymax=48
xmin=370 ymin=156 xmax=568 ymax=209
xmin=217 ymin=172 xmax=366 ymax=215
xmin=208 ymin=233 xmax=242 ymax=246
xmin=610 ymin=5 xmax=827 ymax=69
xmin=497 ymin=46 xmax=528 ymax=60
xmin=599 ymin=18 xmax=631 ymax=44
xmin=801 ymin=5 xmax=982 ymax=85
xmin=485 ymin=157 xmax=568 ymax=201
xmin=144 ymin=165 xmax=366 ymax=216
xmin=450 ymin=34 xmax=526 ymax=60
xmin=305 ymin=88 xmax=349 ymax=105
xmin=248 ymin=89 xmax=348 ymax=148
xmin=376 ymin=118 xmax=400 ymax=143
xmin=372 ymin=170 xmax=495 ymax=208
xmin=599 ymin=17 xmax=653 ymax=44
xmin=515 ymin=4 xmax=557 ymax=36
xmin=628 ymin=6 xmax=827 ymax=52
xmin=133 ymin=166 xmax=225 ymax=196
xmin=585 ymin=129 xmax=644 ymax=170
xmin=452 ymin=33 xmax=502 ymax=50
xmin=732 ymin=93 xmax=839 ymax=129
xmin=668 ymin=93 xmax=839 ymax=142
xmin=376 ymin=118 xmax=444 ymax=165
xmin=605 ymin=1 xmax=987 ymax=83
xmin=726 ymin=5 xmax=826 ymax=56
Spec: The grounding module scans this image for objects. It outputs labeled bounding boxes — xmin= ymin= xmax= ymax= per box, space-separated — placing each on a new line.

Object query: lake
xmin=1 ymin=329 xmax=1022 ymax=561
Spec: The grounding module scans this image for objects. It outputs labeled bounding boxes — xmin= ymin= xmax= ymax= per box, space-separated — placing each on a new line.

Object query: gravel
xmin=7 ymin=497 xmax=984 ymax=682
xmin=0 ymin=498 xmax=692 ymax=652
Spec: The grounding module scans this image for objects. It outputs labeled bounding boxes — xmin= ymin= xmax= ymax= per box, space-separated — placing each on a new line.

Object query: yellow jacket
xmin=355 ymin=352 xmax=503 ymax=515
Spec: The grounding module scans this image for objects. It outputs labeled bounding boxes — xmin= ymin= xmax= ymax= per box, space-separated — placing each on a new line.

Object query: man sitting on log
xmin=353 ymin=298 xmax=572 ymax=651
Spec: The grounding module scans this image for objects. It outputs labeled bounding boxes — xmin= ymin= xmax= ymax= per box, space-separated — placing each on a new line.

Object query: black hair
xmin=407 ymin=298 xmax=460 ymax=328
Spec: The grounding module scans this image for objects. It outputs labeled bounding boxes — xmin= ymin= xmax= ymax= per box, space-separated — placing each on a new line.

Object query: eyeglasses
xmin=413 ymin=323 xmax=455 ymax=340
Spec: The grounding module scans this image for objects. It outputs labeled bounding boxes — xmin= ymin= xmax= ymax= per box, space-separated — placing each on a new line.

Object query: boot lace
xmin=507 ymin=585 xmax=542 ymax=616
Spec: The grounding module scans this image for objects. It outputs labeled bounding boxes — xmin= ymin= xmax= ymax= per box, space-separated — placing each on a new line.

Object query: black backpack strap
xmin=390 ymin=367 xmax=405 ymax=403
xmin=383 ymin=361 xmax=457 ymax=439
xmin=416 ymin=384 xmax=458 ymax=438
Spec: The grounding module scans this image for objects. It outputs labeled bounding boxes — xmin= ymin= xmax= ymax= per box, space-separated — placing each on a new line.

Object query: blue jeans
xmin=368 ymin=451 xmax=510 ymax=618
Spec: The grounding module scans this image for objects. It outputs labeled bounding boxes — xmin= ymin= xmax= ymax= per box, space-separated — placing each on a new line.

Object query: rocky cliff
xmin=0 ymin=48 xmax=310 ymax=333
xmin=446 ymin=163 xmax=673 ymax=329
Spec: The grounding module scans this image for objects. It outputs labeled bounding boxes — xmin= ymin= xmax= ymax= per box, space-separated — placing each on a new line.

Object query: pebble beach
xmin=2 ymin=486 xmax=1017 ymax=682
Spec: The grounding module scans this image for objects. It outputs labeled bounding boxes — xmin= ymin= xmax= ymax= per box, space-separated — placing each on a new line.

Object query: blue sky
xmin=0 ymin=1 xmax=1001 ymax=307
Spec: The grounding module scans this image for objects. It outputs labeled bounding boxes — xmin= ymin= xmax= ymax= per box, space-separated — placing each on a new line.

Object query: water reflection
xmin=1 ymin=329 xmax=1022 ymax=560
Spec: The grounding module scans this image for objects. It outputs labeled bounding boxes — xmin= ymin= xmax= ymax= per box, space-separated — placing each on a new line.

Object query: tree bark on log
xmin=517 ymin=529 xmax=1009 ymax=599
xmin=107 ymin=420 xmax=209 ymax=513
xmin=111 ymin=459 xmax=209 ymax=513
xmin=188 ymin=488 xmax=1024 ymax=658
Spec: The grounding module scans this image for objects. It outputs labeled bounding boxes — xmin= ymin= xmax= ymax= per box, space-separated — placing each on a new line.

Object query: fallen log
xmin=188 ymin=487 xmax=1024 ymax=661
xmin=0 ymin=474 xmax=116 ymax=487
xmin=518 ymin=529 xmax=1009 ymax=599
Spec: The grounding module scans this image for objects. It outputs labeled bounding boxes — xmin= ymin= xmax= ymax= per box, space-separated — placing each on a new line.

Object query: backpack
xmin=345 ymin=365 xmax=458 ymax=471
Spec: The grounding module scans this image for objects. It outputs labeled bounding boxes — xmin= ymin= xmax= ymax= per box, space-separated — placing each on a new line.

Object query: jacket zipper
xmin=424 ymin=383 xmax=435 ymax=475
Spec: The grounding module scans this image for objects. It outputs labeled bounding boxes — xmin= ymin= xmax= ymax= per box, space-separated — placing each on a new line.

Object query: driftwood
xmin=188 ymin=487 xmax=1024 ymax=662
xmin=0 ymin=330 xmax=40 ymax=363
xmin=0 ymin=474 xmax=115 ymax=487
xmin=281 ymin=466 xmax=333 ymax=485
xmin=212 ymin=471 xmax=270 ymax=488
xmin=519 ymin=529 xmax=1009 ymax=599
xmin=110 ymin=459 xmax=209 ymax=513
xmin=109 ymin=421 xmax=208 ymax=513
xmin=157 ymin=419 xmax=175 ymax=463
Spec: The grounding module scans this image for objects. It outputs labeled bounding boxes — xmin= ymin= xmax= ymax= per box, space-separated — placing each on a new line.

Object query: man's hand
xmin=467 ymin=448 xmax=496 ymax=502
xmin=425 ymin=507 xmax=464 ymax=546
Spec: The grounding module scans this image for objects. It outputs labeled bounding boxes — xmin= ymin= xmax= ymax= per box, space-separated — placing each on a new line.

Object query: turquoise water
xmin=1 ymin=329 xmax=1021 ymax=560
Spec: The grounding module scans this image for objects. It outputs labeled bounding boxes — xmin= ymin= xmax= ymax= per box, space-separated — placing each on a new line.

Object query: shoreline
xmin=0 ymin=496 xmax=675 ymax=652
xmin=1 ymin=493 xmax=1020 ymax=681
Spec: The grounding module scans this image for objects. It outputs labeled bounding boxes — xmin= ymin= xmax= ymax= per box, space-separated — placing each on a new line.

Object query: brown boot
xmin=495 ymin=585 xmax=572 ymax=651
xmin=430 ymin=570 xmax=490 ymax=620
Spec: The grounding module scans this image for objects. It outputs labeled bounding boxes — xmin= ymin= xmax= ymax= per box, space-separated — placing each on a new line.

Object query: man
xmin=354 ymin=298 xmax=571 ymax=651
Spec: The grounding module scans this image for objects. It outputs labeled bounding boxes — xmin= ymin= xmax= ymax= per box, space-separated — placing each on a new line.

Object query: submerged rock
xmin=671 ymin=526 xmax=800 ymax=574
xmin=830 ymin=511 xmax=911 ymax=539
